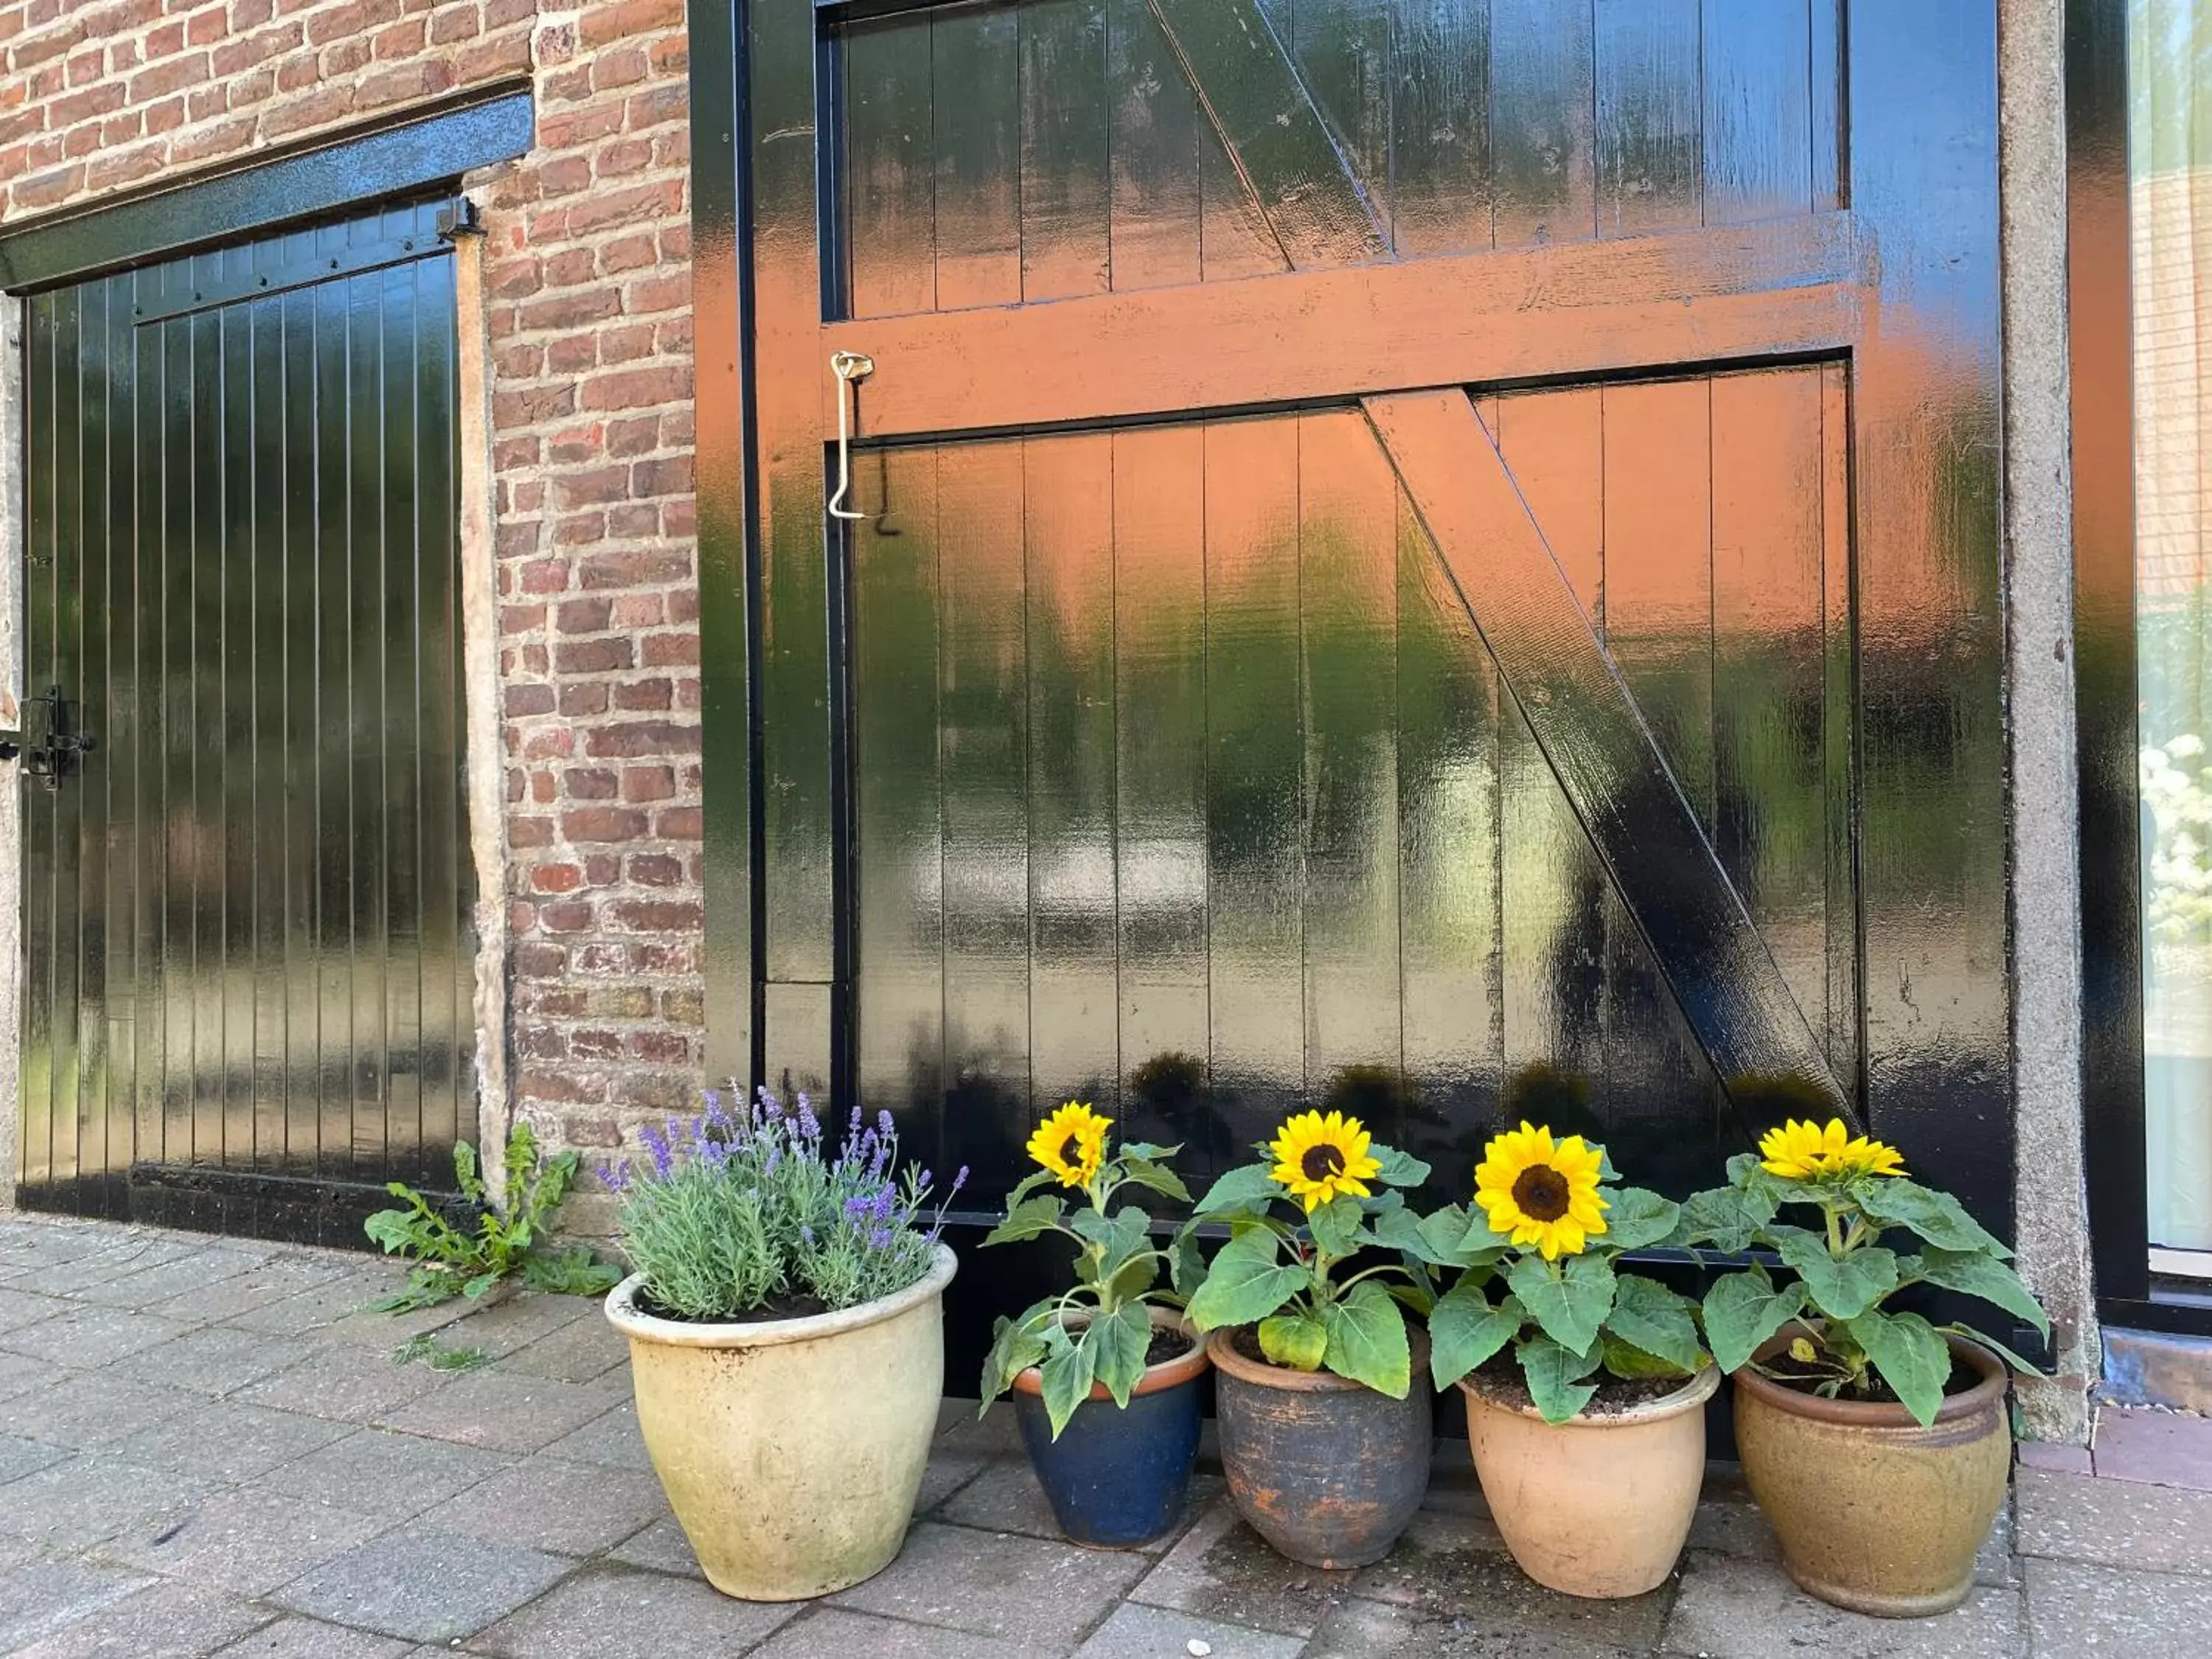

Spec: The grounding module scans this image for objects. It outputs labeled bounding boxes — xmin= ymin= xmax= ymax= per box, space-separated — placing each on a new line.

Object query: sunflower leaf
xmin=1088 ymin=1299 xmax=1155 ymax=1409
xmin=983 ymin=1196 xmax=1063 ymax=1248
xmin=1517 ymin=1334 xmax=1603 ymax=1424
xmin=1040 ymin=1338 xmax=1099 ymax=1439
xmin=1321 ymin=1280 xmax=1411 ymax=1397
xmin=1935 ymin=1322 xmax=2048 ymax=1378
xmin=1119 ymin=1157 xmax=1191 ymax=1204
xmin=1184 ymin=1227 xmax=1306 ymax=1331
xmin=1168 ymin=1228 xmax=1207 ymax=1299
xmin=1601 ymin=1274 xmax=1704 ymax=1374
xmin=1192 ymin=1164 xmax=1284 ymax=1218
xmin=1600 ymin=1188 xmax=1682 ymax=1253
xmin=1702 ymin=1268 xmax=1806 ymax=1374
xmin=1506 ymin=1251 xmax=1615 ymax=1356
xmin=1371 ymin=1145 xmax=1431 ymax=1189
xmin=1309 ymin=1195 xmax=1368 ymax=1259
xmin=1003 ymin=1167 xmax=1058 ymax=1211
xmin=1907 ymin=1248 xmax=2049 ymax=1337
xmin=1855 ymin=1180 xmax=2010 ymax=1258
xmin=1601 ymin=1335 xmax=1695 ymax=1380
xmin=1842 ymin=1308 xmax=1950 ymax=1427
xmin=1120 ymin=1141 xmax=1181 ymax=1162
xmin=1774 ymin=1231 xmax=1899 ymax=1321
xmin=979 ymin=1310 xmax=1053 ymax=1403
xmin=1429 ymin=1281 xmax=1524 ymax=1391
xmin=1678 ymin=1186 xmax=1768 ymax=1255
xmin=1259 ymin=1310 xmax=1329 ymax=1371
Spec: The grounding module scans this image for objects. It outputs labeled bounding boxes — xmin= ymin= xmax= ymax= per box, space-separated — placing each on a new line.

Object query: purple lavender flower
xmin=800 ymin=1225 xmax=815 ymax=1248
xmin=868 ymin=1227 xmax=894 ymax=1250
xmin=639 ymin=1121 xmax=675 ymax=1180
xmin=604 ymin=1159 xmax=633 ymax=1195
xmin=795 ymin=1093 xmax=821 ymax=1142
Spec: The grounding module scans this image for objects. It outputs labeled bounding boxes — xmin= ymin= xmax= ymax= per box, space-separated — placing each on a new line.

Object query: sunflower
xmin=1474 ymin=1122 xmax=1609 ymax=1260
xmin=1268 ymin=1110 xmax=1382 ymax=1214
xmin=1757 ymin=1118 xmax=1907 ymax=1183
xmin=1026 ymin=1102 xmax=1113 ymax=1189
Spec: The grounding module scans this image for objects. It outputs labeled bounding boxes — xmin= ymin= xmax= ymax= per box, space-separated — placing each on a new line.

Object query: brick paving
xmin=0 ymin=1213 xmax=2207 ymax=1658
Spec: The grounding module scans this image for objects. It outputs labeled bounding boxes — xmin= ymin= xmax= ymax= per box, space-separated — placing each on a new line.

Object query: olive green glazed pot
xmin=1733 ymin=1332 xmax=2011 ymax=1618
xmin=605 ymin=1244 xmax=957 ymax=1601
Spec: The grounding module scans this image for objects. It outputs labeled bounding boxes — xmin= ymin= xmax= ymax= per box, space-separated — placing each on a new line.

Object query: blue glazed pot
xmin=1012 ymin=1310 xmax=1208 ymax=1549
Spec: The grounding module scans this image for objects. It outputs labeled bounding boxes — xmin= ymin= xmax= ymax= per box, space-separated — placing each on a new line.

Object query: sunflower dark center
xmin=1512 ymin=1164 xmax=1571 ymax=1222
xmin=1301 ymin=1143 xmax=1347 ymax=1183
xmin=1060 ymin=1135 xmax=1083 ymax=1167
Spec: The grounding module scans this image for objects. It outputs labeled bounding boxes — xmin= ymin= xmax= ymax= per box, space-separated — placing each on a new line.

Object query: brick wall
xmin=0 ymin=0 xmax=708 ymax=1179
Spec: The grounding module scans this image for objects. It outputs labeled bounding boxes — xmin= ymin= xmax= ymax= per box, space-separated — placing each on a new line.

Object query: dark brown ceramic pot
xmin=1733 ymin=1330 xmax=2011 ymax=1617
xmin=1207 ymin=1327 xmax=1433 ymax=1570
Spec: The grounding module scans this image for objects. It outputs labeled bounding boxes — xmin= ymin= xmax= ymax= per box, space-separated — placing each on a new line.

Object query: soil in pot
xmin=1733 ymin=1331 xmax=2011 ymax=1618
xmin=1012 ymin=1310 xmax=1210 ymax=1550
xmin=1460 ymin=1360 xmax=1719 ymax=1600
xmin=1208 ymin=1326 xmax=1433 ymax=1571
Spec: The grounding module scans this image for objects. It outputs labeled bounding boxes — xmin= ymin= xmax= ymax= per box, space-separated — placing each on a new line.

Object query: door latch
xmin=0 ymin=685 xmax=97 ymax=790
xmin=827 ymin=349 xmax=874 ymax=521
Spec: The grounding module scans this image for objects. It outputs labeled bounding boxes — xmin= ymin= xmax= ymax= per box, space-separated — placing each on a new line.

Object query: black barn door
xmin=15 ymin=197 xmax=476 ymax=1242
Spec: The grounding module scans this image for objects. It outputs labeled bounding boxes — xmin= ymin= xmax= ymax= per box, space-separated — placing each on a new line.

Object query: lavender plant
xmin=610 ymin=1085 xmax=964 ymax=1323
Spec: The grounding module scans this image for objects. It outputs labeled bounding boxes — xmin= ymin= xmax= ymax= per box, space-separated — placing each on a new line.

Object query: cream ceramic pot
xmin=1461 ymin=1364 xmax=1720 ymax=1599
xmin=604 ymin=1243 xmax=956 ymax=1601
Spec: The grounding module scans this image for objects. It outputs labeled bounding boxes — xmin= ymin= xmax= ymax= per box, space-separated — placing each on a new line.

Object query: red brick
xmin=562 ymin=807 xmax=649 ymax=843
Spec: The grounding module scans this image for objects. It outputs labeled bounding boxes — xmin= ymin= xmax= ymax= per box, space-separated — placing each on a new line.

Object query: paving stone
xmin=7 ymin=1236 xmax=212 ymax=1297
xmin=428 ymin=1291 xmax=595 ymax=1360
xmin=1660 ymin=1549 xmax=2023 ymax=1658
xmin=936 ymin=1403 xmax=1026 ymax=1456
xmin=101 ymin=1486 xmax=389 ymax=1597
xmin=536 ymin=1399 xmax=650 ymax=1469
xmin=61 ymin=1247 xmax=270 ymax=1311
xmin=114 ymin=1399 xmax=352 ymax=1483
xmin=0 ymin=1373 xmax=199 ymax=1450
xmin=0 ymin=1428 xmax=71 ymax=1484
xmin=467 ymin=1562 xmax=802 ymax=1658
xmin=1307 ymin=1597 xmax=1644 ymax=1659
xmin=0 ymin=1219 xmax=129 ymax=1273
xmin=0 ymin=1551 xmax=153 ymax=1651
xmin=372 ymin=1369 xmax=621 ymax=1453
xmin=0 ymin=1457 xmax=213 ymax=1551
xmin=147 ymin=1259 xmax=350 ymax=1326
xmin=262 ymin=1427 xmax=514 ymax=1519
xmin=0 ymin=1303 xmax=195 ymax=1368
xmin=6 ymin=1575 xmax=274 ymax=1658
xmin=1130 ymin=1495 xmax=1358 ymax=1638
xmin=220 ymin=1271 xmax=404 ymax=1337
xmin=111 ymin=1326 xmax=319 ymax=1397
xmin=934 ymin=1455 xmax=1077 ymax=1542
xmin=0 ymin=1285 xmax=73 ymax=1333
xmin=314 ymin=1295 xmax=481 ymax=1350
xmin=0 ymin=1348 xmax=61 ymax=1403
xmin=417 ymin=1454 xmax=668 ymax=1555
xmin=2014 ymin=1465 xmax=2212 ymax=1576
xmin=268 ymin=1528 xmax=574 ymax=1644
xmin=1356 ymin=1509 xmax=1671 ymax=1654
xmin=210 ymin=1617 xmax=414 ymax=1658
xmin=2023 ymin=1556 xmax=2212 ymax=1652
xmin=913 ymin=1450 xmax=990 ymax=1514
xmin=493 ymin=1310 xmax=631 ymax=1382
xmin=1072 ymin=1601 xmax=1307 ymax=1659
xmin=605 ymin=1516 xmax=702 ymax=1579
xmin=231 ymin=1343 xmax=449 ymax=1424
xmin=2092 ymin=1405 xmax=2212 ymax=1492
xmin=830 ymin=1520 xmax=1150 ymax=1648
xmin=2017 ymin=1441 xmax=2095 ymax=1476
xmin=752 ymin=1607 xmax=1059 ymax=1659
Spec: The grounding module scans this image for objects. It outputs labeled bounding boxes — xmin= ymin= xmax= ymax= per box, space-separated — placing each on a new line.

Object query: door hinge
xmin=0 ymin=685 xmax=97 ymax=790
xmin=436 ymin=197 xmax=483 ymax=242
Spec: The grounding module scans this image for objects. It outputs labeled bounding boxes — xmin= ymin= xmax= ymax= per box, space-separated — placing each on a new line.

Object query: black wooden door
xmin=16 ymin=197 xmax=476 ymax=1242
xmin=723 ymin=1 xmax=2005 ymax=1228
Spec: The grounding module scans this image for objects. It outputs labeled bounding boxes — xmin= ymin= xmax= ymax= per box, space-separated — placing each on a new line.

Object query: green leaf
xmin=1773 ymin=1229 xmax=1897 ymax=1321
xmin=1371 ymin=1145 xmax=1431 ymax=1189
xmin=1184 ymin=1228 xmax=1306 ymax=1331
xmin=1192 ymin=1164 xmax=1283 ymax=1217
xmin=453 ymin=1140 xmax=485 ymax=1204
xmin=1506 ymin=1251 xmax=1616 ymax=1355
xmin=1320 ymin=1280 xmax=1411 ymax=1397
xmin=1602 ymin=1275 xmax=1703 ymax=1374
xmin=1517 ymin=1335 xmax=1602 ymax=1424
xmin=1600 ymin=1188 xmax=1683 ymax=1253
xmin=1429 ymin=1281 xmax=1524 ymax=1391
xmin=1120 ymin=1141 xmax=1182 ymax=1162
xmin=1678 ymin=1186 xmax=1767 ymax=1255
xmin=1074 ymin=1207 xmax=1155 ymax=1287
xmin=1703 ymin=1270 xmax=1807 ymax=1374
xmin=1120 ymin=1157 xmax=1191 ymax=1204
xmin=980 ymin=1310 xmax=1053 ymax=1402
xmin=984 ymin=1195 xmax=1062 ymax=1248
xmin=1088 ymin=1300 xmax=1155 ymax=1408
xmin=1308 ymin=1194 xmax=1368 ymax=1259
xmin=1105 ymin=1252 xmax=1161 ymax=1305
xmin=1258 ymin=1310 xmax=1329 ymax=1371
xmin=1040 ymin=1338 xmax=1099 ymax=1439
xmin=1601 ymin=1335 xmax=1693 ymax=1380
xmin=1002 ymin=1167 xmax=1058 ymax=1211
xmin=1937 ymin=1323 xmax=2048 ymax=1378
xmin=1168 ymin=1228 xmax=1206 ymax=1299
xmin=1857 ymin=1180 xmax=2009 ymax=1258
xmin=1843 ymin=1308 xmax=1952 ymax=1427
xmin=1907 ymin=1248 xmax=2050 ymax=1337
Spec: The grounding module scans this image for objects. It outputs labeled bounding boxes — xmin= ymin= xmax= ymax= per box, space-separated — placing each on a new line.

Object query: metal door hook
xmin=828 ymin=350 xmax=875 ymax=521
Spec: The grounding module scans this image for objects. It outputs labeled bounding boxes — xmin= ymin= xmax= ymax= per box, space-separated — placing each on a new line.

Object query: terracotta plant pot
xmin=1733 ymin=1330 xmax=2011 ymax=1617
xmin=604 ymin=1244 xmax=956 ymax=1601
xmin=1012 ymin=1307 xmax=1210 ymax=1548
xmin=1459 ymin=1364 xmax=1719 ymax=1599
xmin=1208 ymin=1326 xmax=1433 ymax=1569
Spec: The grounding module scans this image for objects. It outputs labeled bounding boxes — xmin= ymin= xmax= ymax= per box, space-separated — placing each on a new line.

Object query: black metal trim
xmin=2067 ymin=0 xmax=2154 ymax=1312
xmin=2100 ymin=1297 xmax=2212 ymax=1339
xmin=127 ymin=220 xmax=457 ymax=324
xmin=0 ymin=86 xmax=531 ymax=294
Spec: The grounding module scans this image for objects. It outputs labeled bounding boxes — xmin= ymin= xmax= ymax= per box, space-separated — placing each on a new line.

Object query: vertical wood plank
xmin=313 ymin=234 xmax=354 ymax=1177
xmin=1107 ymin=0 xmax=1206 ymax=290
xmin=938 ymin=439 xmax=1030 ymax=1194
xmin=1021 ymin=0 xmax=1114 ymax=302
xmin=1391 ymin=0 xmax=1494 ymax=258
xmin=279 ymin=283 xmax=321 ymax=1181
xmin=1596 ymin=0 xmax=1704 ymax=238
xmin=1026 ymin=434 xmax=1119 ymax=1125
xmin=1490 ymin=0 xmax=1597 ymax=248
xmin=249 ymin=292 xmax=288 ymax=1179
xmin=1285 ymin=0 xmax=1395 ymax=246
xmin=189 ymin=288 xmax=223 ymax=1178
xmin=845 ymin=18 xmax=937 ymax=319
xmin=75 ymin=279 xmax=111 ymax=1200
xmin=133 ymin=268 xmax=167 ymax=1180
xmin=933 ymin=3 xmax=1023 ymax=310
xmin=1112 ymin=425 xmax=1216 ymax=1166
xmin=1819 ymin=361 xmax=1858 ymax=1089
xmin=220 ymin=282 xmax=256 ymax=1184
xmin=21 ymin=295 xmax=56 ymax=1192
xmin=345 ymin=269 xmax=388 ymax=1175
xmin=1298 ymin=408 xmax=1402 ymax=1141
xmin=1809 ymin=0 xmax=1840 ymax=212
xmin=1703 ymin=0 xmax=1812 ymax=226
xmin=102 ymin=273 xmax=137 ymax=1209
xmin=1205 ymin=416 xmax=1304 ymax=1146
xmin=380 ymin=264 xmax=423 ymax=1182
